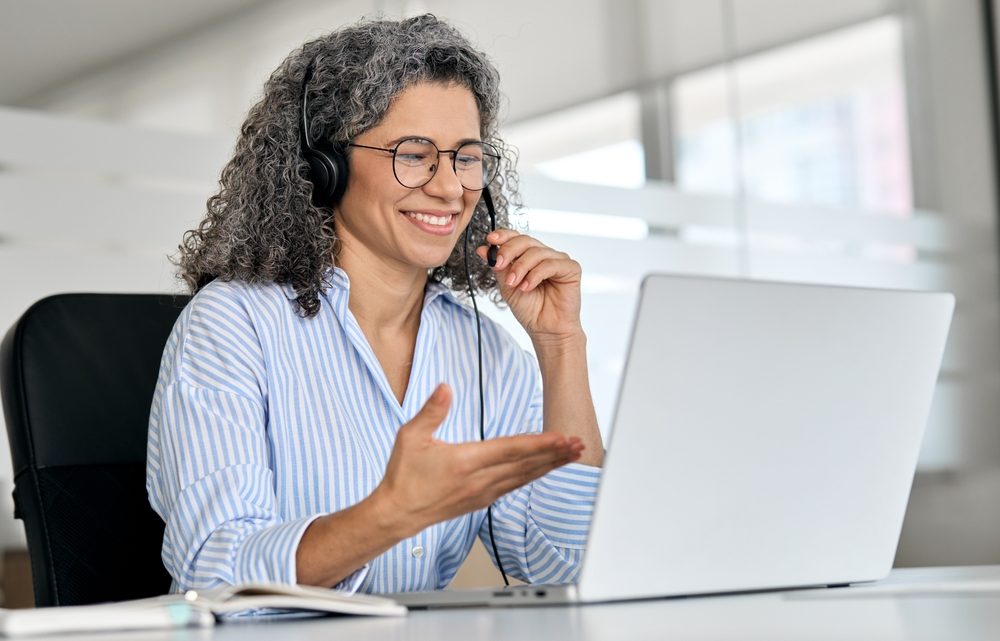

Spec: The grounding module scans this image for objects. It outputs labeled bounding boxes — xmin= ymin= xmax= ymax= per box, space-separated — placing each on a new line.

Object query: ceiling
xmin=0 ymin=0 xmax=275 ymax=105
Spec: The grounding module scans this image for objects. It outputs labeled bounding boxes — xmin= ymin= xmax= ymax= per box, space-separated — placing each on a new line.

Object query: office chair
xmin=0 ymin=293 xmax=189 ymax=606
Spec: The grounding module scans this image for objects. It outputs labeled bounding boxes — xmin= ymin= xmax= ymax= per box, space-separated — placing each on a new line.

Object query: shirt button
xmin=411 ymin=545 xmax=425 ymax=559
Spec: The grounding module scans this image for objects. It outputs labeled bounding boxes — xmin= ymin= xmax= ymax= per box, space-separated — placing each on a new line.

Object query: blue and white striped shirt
xmin=146 ymin=267 xmax=601 ymax=593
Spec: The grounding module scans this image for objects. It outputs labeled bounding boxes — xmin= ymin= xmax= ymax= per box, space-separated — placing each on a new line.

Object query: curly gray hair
xmin=176 ymin=14 xmax=520 ymax=317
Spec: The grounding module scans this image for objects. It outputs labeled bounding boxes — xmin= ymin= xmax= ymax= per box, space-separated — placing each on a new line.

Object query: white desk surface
xmin=34 ymin=566 xmax=1000 ymax=641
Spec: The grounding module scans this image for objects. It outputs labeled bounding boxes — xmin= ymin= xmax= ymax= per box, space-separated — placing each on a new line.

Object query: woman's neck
xmin=335 ymin=242 xmax=428 ymax=338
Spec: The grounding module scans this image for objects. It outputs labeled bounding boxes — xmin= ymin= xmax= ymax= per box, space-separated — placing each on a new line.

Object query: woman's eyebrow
xmin=385 ymin=134 xmax=484 ymax=147
xmin=384 ymin=135 xmax=422 ymax=147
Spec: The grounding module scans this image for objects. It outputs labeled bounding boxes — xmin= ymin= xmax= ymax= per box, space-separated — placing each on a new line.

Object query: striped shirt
xmin=146 ymin=266 xmax=601 ymax=593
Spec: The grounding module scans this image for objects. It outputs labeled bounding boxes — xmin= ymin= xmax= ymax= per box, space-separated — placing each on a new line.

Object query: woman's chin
xmin=403 ymin=249 xmax=458 ymax=272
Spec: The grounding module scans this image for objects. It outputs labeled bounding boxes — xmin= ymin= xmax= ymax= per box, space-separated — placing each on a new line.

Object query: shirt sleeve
xmin=146 ymin=285 xmax=368 ymax=592
xmin=478 ymin=336 xmax=602 ymax=584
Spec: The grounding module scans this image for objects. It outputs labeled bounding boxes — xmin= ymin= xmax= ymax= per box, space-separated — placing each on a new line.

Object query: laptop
xmin=389 ymin=274 xmax=955 ymax=608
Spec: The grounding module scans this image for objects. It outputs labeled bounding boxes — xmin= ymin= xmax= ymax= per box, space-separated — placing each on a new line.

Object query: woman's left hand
xmin=476 ymin=230 xmax=583 ymax=344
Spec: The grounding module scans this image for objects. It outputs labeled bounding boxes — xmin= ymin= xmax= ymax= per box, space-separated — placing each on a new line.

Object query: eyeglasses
xmin=347 ymin=137 xmax=500 ymax=191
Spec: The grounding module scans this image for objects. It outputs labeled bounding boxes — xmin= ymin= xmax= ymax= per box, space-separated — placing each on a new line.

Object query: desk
xmin=29 ymin=566 xmax=1000 ymax=641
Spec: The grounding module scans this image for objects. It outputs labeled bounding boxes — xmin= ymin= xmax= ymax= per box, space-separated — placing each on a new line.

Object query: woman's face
xmin=336 ymin=81 xmax=484 ymax=273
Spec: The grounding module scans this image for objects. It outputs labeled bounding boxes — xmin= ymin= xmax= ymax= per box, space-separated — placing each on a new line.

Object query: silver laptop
xmin=390 ymin=274 xmax=955 ymax=608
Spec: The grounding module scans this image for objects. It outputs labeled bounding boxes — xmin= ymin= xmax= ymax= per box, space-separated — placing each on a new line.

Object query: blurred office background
xmin=1 ymin=0 xmax=999 ymax=594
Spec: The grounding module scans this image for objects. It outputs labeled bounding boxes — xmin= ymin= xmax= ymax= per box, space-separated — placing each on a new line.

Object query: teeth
xmin=406 ymin=212 xmax=451 ymax=226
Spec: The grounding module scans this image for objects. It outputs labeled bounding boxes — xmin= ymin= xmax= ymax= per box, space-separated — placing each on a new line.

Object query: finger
xmin=490 ymin=235 xmax=547 ymax=272
xmin=477 ymin=233 xmax=545 ymax=270
xmin=400 ymin=383 xmax=452 ymax=439
xmin=513 ymin=256 xmax=581 ymax=292
xmin=454 ymin=433 xmax=570 ymax=469
xmin=475 ymin=229 xmax=524 ymax=264
xmin=503 ymin=247 xmax=570 ymax=289
xmin=476 ymin=438 xmax=582 ymax=475
xmin=457 ymin=432 xmax=581 ymax=469
xmin=485 ymin=228 xmax=522 ymax=246
xmin=477 ymin=450 xmax=583 ymax=499
xmin=476 ymin=244 xmax=520 ymax=271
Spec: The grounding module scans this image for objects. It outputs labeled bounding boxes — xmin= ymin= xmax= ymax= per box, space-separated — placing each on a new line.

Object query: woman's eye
xmin=455 ymin=155 xmax=481 ymax=168
xmin=397 ymin=153 xmax=428 ymax=164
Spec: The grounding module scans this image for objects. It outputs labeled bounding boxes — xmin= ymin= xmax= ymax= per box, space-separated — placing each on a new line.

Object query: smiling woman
xmin=146 ymin=14 xmax=604 ymax=597
xmin=174 ymin=16 xmax=517 ymax=316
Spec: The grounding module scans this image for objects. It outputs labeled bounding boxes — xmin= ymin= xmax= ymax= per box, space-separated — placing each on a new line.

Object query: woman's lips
xmin=401 ymin=210 xmax=459 ymax=236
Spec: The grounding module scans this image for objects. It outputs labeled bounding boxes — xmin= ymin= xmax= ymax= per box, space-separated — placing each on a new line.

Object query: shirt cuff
xmin=233 ymin=513 xmax=324 ymax=585
xmin=332 ymin=564 xmax=370 ymax=593
xmin=231 ymin=512 xmax=371 ymax=594
xmin=529 ymin=462 xmax=602 ymax=549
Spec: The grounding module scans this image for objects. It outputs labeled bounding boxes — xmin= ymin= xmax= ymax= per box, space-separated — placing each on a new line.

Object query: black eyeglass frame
xmin=346 ymin=138 xmax=501 ymax=191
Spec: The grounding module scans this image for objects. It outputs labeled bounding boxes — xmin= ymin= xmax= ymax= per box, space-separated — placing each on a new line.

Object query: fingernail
xmin=431 ymin=384 xmax=447 ymax=404
xmin=488 ymin=232 xmax=498 ymax=241
xmin=507 ymin=273 xmax=516 ymax=286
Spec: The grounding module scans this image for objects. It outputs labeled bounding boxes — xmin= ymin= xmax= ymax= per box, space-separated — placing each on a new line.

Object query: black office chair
xmin=0 ymin=293 xmax=189 ymax=606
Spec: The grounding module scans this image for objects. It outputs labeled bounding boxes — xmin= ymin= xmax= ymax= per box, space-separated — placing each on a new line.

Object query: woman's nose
xmin=422 ymin=155 xmax=465 ymax=201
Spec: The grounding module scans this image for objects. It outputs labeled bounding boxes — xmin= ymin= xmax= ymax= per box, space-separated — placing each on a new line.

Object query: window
xmin=672 ymin=16 xmax=912 ymax=215
xmin=504 ymin=92 xmax=645 ymax=189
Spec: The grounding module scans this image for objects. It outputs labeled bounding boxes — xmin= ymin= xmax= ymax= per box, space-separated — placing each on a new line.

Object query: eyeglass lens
xmin=393 ymin=139 xmax=499 ymax=190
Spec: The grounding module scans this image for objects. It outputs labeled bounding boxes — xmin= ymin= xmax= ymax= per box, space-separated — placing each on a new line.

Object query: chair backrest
xmin=0 ymin=293 xmax=189 ymax=606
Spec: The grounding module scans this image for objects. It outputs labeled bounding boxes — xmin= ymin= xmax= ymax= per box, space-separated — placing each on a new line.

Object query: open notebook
xmin=0 ymin=582 xmax=405 ymax=637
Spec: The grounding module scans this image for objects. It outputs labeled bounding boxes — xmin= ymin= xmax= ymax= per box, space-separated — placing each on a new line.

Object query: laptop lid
xmin=577 ymin=274 xmax=954 ymax=603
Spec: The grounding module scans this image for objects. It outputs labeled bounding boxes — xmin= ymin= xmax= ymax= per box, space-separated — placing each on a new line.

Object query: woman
xmin=147 ymin=14 xmax=603 ymax=594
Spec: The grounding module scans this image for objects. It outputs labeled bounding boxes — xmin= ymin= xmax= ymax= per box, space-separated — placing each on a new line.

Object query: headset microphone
xmin=482 ymin=186 xmax=499 ymax=267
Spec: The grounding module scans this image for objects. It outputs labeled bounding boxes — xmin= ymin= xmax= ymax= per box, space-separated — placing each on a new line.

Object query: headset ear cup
xmin=305 ymin=151 xmax=332 ymax=206
xmin=328 ymin=149 xmax=348 ymax=204
xmin=305 ymin=147 xmax=348 ymax=207
xmin=300 ymin=61 xmax=350 ymax=208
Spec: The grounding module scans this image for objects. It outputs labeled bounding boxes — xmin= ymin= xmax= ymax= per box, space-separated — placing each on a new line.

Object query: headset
xmin=300 ymin=59 xmax=509 ymax=585
xmin=299 ymin=63 xmax=349 ymax=207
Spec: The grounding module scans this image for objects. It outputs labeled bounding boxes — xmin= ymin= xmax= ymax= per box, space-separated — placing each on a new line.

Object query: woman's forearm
xmin=295 ymin=487 xmax=412 ymax=587
xmin=533 ymin=331 xmax=604 ymax=467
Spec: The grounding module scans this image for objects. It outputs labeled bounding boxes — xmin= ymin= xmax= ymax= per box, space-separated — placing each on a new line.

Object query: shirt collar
xmin=283 ymin=266 xmax=467 ymax=312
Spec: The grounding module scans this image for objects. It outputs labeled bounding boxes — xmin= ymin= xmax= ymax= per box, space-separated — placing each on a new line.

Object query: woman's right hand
xmin=371 ymin=383 xmax=584 ymax=538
